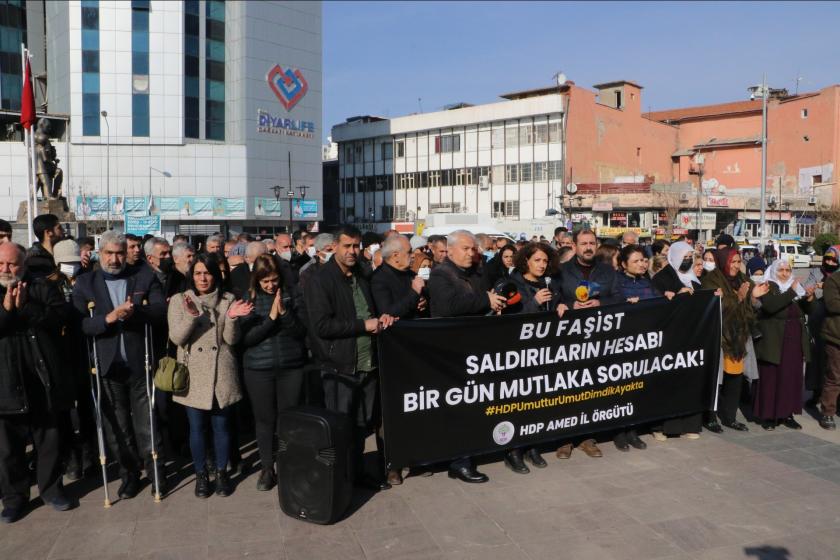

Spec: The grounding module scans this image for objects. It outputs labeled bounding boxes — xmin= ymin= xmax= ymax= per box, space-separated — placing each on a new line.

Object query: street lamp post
xmin=100 ymin=110 xmax=110 ymax=230
xmin=748 ymin=76 xmax=769 ymax=246
xmin=689 ymin=162 xmax=704 ymax=238
xmin=270 ymin=184 xmax=308 ymax=234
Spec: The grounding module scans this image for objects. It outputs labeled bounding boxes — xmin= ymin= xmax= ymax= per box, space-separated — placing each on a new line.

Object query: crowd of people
xmin=0 ymin=212 xmax=838 ymax=524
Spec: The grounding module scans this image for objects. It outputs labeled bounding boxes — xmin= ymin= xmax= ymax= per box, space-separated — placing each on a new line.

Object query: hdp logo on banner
xmin=266 ymin=65 xmax=309 ymax=111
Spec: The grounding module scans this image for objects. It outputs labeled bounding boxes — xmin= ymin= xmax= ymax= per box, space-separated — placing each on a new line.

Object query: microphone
xmin=544 ymin=277 xmax=552 ymax=311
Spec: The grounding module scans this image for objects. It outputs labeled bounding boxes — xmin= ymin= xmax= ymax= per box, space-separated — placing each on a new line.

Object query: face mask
xmin=703 ymin=262 xmax=716 ymax=272
xmin=279 ymin=251 xmax=292 ymax=262
xmin=158 ymin=257 xmax=173 ymax=274
xmin=89 ymin=252 xmax=99 ymax=263
xmin=417 ymin=267 xmax=431 ymax=280
xmin=508 ymin=266 xmax=516 ymax=274
xmin=322 ymin=251 xmax=333 ymax=263
xmin=60 ymin=263 xmax=81 ymax=277
xmin=307 ymin=246 xmax=317 ymax=258
xmin=483 ymin=250 xmax=496 ymax=260
xmin=678 ymin=258 xmax=693 ymax=273
xmin=751 ymin=274 xmax=766 ymax=284
xmin=824 ymin=262 xmax=839 ymax=274
xmin=367 ymin=244 xmax=380 ymax=257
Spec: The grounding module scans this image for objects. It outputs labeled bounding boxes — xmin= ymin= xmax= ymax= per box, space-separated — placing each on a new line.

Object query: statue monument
xmin=34 ymin=118 xmax=63 ymax=200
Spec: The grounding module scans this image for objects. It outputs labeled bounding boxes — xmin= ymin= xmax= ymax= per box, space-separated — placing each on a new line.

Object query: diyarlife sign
xmin=258 ymin=63 xmax=316 ymax=138
xmin=257 ymin=109 xmax=315 ymax=139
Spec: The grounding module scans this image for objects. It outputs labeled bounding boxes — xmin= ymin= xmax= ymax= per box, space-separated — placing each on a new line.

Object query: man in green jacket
xmin=819 ymin=270 xmax=840 ymax=430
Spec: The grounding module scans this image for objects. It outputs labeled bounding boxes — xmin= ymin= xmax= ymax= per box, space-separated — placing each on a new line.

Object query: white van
xmin=776 ymin=242 xmax=812 ymax=268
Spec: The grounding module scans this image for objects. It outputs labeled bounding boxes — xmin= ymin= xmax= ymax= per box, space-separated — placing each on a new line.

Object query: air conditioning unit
xmin=679 ymin=192 xmax=689 ymax=202
xmin=808 ymin=196 xmax=817 ymax=205
xmin=478 ymin=176 xmax=489 ymax=190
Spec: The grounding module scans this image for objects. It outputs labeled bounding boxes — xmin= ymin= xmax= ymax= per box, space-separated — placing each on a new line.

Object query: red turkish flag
xmin=20 ymin=56 xmax=35 ymax=130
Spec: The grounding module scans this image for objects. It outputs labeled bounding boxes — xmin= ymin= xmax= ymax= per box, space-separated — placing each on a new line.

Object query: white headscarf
xmin=766 ymin=259 xmax=805 ymax=298
xmin=667 ymin=241 xmax=699 ymax=289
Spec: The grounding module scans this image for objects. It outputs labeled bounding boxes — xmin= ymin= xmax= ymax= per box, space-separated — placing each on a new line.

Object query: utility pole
xmin=689 ymin=162 xmax=704 ymax=239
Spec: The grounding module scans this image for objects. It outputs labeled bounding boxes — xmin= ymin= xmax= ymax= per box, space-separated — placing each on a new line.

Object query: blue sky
xmin=323 ymin=1 xmax=840 ymax=141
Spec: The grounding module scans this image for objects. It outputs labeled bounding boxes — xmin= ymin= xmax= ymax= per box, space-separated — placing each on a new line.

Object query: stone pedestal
xmin=17 ymin=198 xmax=76 ymax=224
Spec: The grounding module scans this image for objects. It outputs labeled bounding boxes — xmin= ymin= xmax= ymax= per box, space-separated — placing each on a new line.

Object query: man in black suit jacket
xmin=72 ymin=231 xmax=166 ymax=499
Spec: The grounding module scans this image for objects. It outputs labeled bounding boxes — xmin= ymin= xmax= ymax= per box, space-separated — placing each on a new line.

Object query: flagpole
xmin=27 ymin=49 xmax=39 ymax=224
xmin=21 ymin=44 xmax=32 ymax=246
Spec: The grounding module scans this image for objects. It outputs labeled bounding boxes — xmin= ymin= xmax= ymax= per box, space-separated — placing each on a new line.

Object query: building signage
xmin=677 ymin=212 xmax=716 ymax=230
xmin=76 ymin=196 xmax=246 ymax=220
xmin=254 ymin=198 xmax=318 ymax=218
xmin=596 ymin=227 xmax=652 ymax=238
xmin=737 ymin=211 xmax=792 ymax=221
xmin=592 ymin=202 xmax=613 ymax=212
xmin=125 ymin=215 xmax=161 ymax=237
xmin=257 ymin=109 xmax=315 ymax=139
xmin=266 ymin=64 xmax=309 ymax=111
xmin=707 ymin=195 xmax=730 ymax=207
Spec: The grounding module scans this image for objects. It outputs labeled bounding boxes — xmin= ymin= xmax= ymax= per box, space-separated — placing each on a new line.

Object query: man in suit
xmin=72 ymin=231 xmax=167 ymax=499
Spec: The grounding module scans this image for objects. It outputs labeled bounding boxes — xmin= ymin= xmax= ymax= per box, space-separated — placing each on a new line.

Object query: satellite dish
xmin=566 ymin=183 xmax=578 ymax=194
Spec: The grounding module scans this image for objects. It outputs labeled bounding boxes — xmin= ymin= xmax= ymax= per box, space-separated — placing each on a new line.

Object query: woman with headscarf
xmin=648 ymin=241 xmax=704 ymax=439
xmin=805 ymin=246 xmax=840 ymax=414
xmin=701 ymin=248 xmax=769 ymax=431
xmin=753 ymin=259 xmax=814 ymax=430
xmin=651 ymin=241 xmax=701 ymax=297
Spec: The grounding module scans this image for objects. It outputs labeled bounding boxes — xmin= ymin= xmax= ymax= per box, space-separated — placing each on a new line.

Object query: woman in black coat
xmin=503 ymin=242 xmax=566 ymax=473
xmin=240 ymin=254 xmax=307 ymax=491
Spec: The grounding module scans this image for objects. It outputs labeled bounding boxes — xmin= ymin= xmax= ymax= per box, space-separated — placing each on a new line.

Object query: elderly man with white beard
xmin=0 ymin=243 xmax=75 ymax=523
xmin=72 ymin=231 xmax=167 ymax=501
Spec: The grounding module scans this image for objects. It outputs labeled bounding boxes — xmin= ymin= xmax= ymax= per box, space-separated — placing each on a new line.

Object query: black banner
xmin=379 ymin=291 xmax=721 ymax=468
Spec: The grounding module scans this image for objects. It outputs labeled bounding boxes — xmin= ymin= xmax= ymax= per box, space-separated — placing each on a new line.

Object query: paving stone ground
xmin=3 ymin=401 xmax=840 ymax=560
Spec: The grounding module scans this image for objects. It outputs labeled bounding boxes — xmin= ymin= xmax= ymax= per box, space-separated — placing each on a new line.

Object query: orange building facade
xmin=562 ymin=79 xmax=840 ymax=241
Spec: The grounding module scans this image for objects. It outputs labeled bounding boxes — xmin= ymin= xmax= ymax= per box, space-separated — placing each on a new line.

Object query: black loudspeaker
xmin=276 ymin=406 xmax=354 ymax=525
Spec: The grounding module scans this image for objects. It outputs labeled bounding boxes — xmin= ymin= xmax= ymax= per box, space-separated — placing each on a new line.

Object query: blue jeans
xmin=184 ymin=405 xmax=230 ymax=474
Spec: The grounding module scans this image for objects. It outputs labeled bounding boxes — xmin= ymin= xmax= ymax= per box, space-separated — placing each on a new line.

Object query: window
xmin=456 ymin=168 xmax=473 ymax=185
xmin=813 ymin=174 xmax=823 ymax=185
xmin=615 ymin=90 xmax=622 ymax=108
xmin=434 ymin=134 xmax=460 ymax=153
xmin=398 ymin=173 xmax=414 ymax=189
xmin=381 ymin=142 xmax=393 ymax=160
xmin=505 ymin=164 xmax=518 ymax=183
xmin=534 ymin=161 xmax=547 ymax=181
xmin=548 ymin=160 xmax=563 ymax=180
xmin=132 ymin=94 xmax=149 ymax=136
xmin=520 ymin=163 xmax=532 ymax=182
xmin=81 ymin=1 xmax=99 ymax=136
xmin=535 ymin=123 xmax=548 ymax=144
xmin=505 ymin=126 xmax=518 ymax=148
xmin=492 ymin=165 xmax=504 ymax=183
xmin=430 ymin=202 xmax=462 ymax=213
xmin=519 ymin=124 xmax=533 ymax=145
xmin=801 ymin=108 xmax=808 ymax=119
xmin=395 ymin=140 xmax=404 ymax=158
xmin=441 ymin=169 xmax=455 ymax=186
xmin=548 ymin=122 xmax=561 ymax=143
xmin=204 ymin=0 xmax=225 ymax=140
xmin=131 ymin=1 xmax=149 ymax=135
xmin=493 ymin=201 xmax=519 ymax=218
xmin=491 ymin=127 xmax=504 ymax=148
xmin=418 ymin=171 xmax=428 ymax=188
xmin=184 ymin=0 xmax=200 ymax=138
xmin=429 ymin=171 xmax=441 ymax=187
xmin=82 ymin=93 xmax=100 ymax=136
xmin=394 ymin=205 xmax=407 ymax=221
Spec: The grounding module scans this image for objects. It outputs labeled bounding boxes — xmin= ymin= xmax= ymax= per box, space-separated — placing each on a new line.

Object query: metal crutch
xmin=142 ymin=300 xmax=163 ymax=502
xmin=86 ymin=301 xmax=111 ymax=508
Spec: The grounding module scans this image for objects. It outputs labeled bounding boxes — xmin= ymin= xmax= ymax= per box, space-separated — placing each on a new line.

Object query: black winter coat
xmin=72 ymin=265 xmax=166 ymax=378
xmin=305 ymin=258 xmax=377 ymax=375
xmin=651 ymin=265 xmax=702 ymax=295
xmin=241 ymin=290 xmax=307 ymax=370
xmin=0 ymin=275 xmax=73 ymax=414
xmin=428 ymin=259 xmax=489 ymax=318
xmin=507 ymin=270 xmax=563 ymax=314
xmin=371 ymin=263 xmax=423 ymax=319
xmin=25 ymin=242 xmax=56 ymax=280
xmin=552 ymin=258 xmax=619 ymax=307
